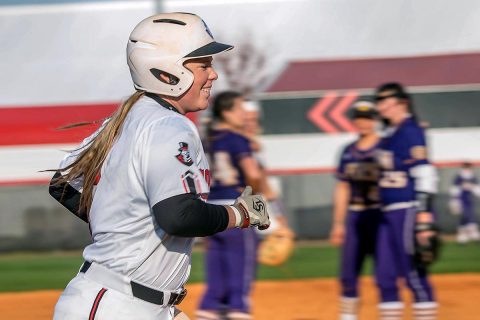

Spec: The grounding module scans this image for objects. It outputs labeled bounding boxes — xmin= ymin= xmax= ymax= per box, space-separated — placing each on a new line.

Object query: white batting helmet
xmin=127 ymin=13 xmax=233 ymax=97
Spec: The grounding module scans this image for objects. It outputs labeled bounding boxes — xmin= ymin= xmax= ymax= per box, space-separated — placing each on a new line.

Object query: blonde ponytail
xmin=58 ymin=90 xmax=145 ymax=215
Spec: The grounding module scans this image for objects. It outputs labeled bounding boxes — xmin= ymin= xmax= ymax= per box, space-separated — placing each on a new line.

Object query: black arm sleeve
xmin=152 ymin=193 xmax=229 ymax=237
xmin=49 ymin=171 xmax=88 ymax=223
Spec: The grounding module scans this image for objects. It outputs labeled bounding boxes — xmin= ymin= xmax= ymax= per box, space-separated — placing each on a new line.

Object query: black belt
xmin=80 ymin=261 xmax=187 ymax=306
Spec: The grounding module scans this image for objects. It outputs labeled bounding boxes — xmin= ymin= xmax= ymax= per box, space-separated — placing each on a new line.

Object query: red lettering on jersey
xmin=199 ymin=169 xmax=211 ymax=187
xmin=94 ymin=173 xmax=101 ymax=185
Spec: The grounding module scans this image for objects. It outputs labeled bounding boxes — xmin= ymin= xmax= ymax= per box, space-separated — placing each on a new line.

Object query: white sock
xmin=413 ymin=302 xmax=438 ymax=320
xmin=340 ymin=296 xmax=358 ymax=320
xmin=457 ymin=226 xmax=468 ymax=243
xmin=195 ymin=310 xmax=220 ymax=320
xmin=227 ymin=311 xmax=252 ymax=320
xmin=467 ymin=223 xmax=480 ymax=240
xmin=378 ymin=301 xmax=404 ymax=320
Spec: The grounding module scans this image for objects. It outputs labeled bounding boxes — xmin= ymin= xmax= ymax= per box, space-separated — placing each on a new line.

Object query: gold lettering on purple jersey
xmin=379 ymin=171 xmax=408 ymax=188
xmin=345 ymin=163 xmax=379 ymax=181
xmin=377 ymin=150 xmax=394 ymax=170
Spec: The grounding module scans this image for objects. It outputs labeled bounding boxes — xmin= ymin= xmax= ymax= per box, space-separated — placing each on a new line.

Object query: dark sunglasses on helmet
xmin=375 ymin=89 xmax=409 ymax=102
xmin=375 ymin=93 xmax=401 ymax=102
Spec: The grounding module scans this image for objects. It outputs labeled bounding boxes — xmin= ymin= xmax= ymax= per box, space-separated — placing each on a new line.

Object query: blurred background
xmin=1 ymin=0 xmax=480 ymax=250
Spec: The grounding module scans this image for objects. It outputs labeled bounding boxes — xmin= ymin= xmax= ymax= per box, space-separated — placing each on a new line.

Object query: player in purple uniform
xmin=374 ymin=83 xmax=438 ymax=320
xmin=196 ymin=91 xmax=262 ymax=320
xmin=449 ymin=162 xmax=480 ymax=243
xmin=329 ymin=101 xmax=381 ymax=320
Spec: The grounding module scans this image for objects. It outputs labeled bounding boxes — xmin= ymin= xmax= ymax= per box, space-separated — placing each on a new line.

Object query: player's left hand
xmin=329 ymin=224 xmax=345 ymax=246
xmin=414 ymin=212 xmax=441 ymax=267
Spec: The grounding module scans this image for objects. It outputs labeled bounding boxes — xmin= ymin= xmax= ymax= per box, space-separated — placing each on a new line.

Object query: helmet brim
xmin=184 ymin=41 xmax=233 ymax=58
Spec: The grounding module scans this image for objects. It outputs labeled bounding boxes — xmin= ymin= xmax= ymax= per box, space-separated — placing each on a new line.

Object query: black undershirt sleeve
xmin=49 ymin=171 xmax=88 ymax=223
xmin=152 ymin=193 xmax=229 ymax=237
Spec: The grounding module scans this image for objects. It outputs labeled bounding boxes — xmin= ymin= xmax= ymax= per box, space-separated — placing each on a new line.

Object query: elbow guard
xmin=410 ymin=164 xmax=438 ymax=194
xmin=410 ymin=164 xmax=437 ymax=213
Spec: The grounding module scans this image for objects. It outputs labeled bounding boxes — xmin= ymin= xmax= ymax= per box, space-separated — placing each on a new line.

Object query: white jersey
xmin=59 ymin=95 xmax=210 ymax=292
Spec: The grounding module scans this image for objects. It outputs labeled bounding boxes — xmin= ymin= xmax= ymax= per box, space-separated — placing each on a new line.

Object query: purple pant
xmin=460 ymin=199 xmax=476 ymax=226
xmin=340 ymin=208 xmax=382 ymax=297
xmin=199 ymin=227 xmax=258 ymax=313
xmin=375 ymin=207 xmax=435 ymax=303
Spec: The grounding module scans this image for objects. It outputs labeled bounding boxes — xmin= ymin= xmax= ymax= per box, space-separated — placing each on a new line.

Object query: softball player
xmin=449 ymin=162 xmax=480 ymax=243
xmin=374 ymin=83 xmax=438 ymax=320
xmin=48 ymin=13 xmax=269 ymax=320
xmin=196 ymin=91 xmax=262 ymax=320
xmin=329 ymin=101 xmax=382 ymax=320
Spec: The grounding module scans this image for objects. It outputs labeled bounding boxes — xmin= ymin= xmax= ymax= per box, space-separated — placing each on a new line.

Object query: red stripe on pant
xmin=89 ymin=288 xmax=108 ymax=320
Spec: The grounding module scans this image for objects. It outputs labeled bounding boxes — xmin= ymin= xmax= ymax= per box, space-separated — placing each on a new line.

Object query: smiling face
xmin=173 ymin=57 xmax=218 ymax=114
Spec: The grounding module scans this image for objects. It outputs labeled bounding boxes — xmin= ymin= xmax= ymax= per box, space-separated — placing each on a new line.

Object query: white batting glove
xmin=230 ymin=186 xmax=270 ymax=230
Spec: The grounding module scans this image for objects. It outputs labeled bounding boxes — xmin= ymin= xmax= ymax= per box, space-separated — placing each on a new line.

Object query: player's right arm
xmin=145 ymin=118 xmax=268 ymax=237
xmin=329 ymin=146 xmax=351 ymax=246
xmin=330 ymin=181 xmax=350 ymax=246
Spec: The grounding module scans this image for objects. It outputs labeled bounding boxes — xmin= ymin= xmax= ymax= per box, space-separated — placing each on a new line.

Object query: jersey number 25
xmin=379 ymin=171 xmax=408 ymax=188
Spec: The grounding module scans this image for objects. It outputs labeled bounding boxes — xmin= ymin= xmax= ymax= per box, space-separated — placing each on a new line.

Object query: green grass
xmin=430 ymin=241 xmax=480 ymax=274
xmin=0 ymin=242 xmax=479 ymax=292
xmin=0 ymin=252 xmax=83 ymax=292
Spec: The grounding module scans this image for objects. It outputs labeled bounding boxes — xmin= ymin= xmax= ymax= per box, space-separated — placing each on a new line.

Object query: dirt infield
xmin=0 ymin=274 xmax=478 ymax=319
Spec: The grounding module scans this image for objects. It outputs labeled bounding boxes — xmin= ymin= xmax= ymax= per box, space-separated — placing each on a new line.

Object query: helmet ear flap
xmin=128 ymin=43 xmax=194 ymax=97
xmin=150 ymin=68 xmax=179 ymax=85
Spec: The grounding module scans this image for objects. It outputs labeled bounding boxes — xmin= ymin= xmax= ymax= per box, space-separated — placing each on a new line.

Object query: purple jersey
xmin=336 ymin=141 xmax=381 ymax=207
xmin=377 ymin=117 xmax=430 ymax=206
xmin=208 ymin=129 xmax=252 ymax=200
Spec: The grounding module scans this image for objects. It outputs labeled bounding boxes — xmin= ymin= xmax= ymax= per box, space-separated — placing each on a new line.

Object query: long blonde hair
xmin=57 ymin=90 xmax=145 ymax=215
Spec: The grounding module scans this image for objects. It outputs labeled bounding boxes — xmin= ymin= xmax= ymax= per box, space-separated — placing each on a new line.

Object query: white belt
xmin=382 ymin=201 xmax=416 ymax=212
xmin=349 ymin=204 xmax=381 ymax=211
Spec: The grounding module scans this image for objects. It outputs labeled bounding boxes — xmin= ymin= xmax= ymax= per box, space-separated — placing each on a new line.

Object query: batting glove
xmin=230 ymin=186 xmax=270 ymax=230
